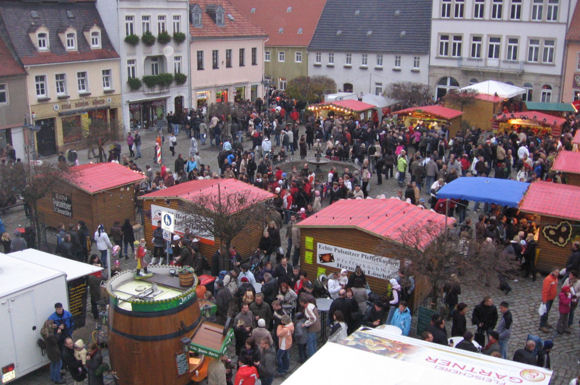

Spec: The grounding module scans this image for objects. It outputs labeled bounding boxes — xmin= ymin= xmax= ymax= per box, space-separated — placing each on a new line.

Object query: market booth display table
xmin=307 ymin=99 xmax=377 ymax=121
xmin=393 ymin=105 xmax=463 ymax=137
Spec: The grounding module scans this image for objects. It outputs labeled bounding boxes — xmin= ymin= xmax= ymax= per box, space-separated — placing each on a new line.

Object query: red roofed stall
xmin=393 ymin=105 xmax=463 ymax=137
xmin=297 ymin=198 xmax=454 ymax=309
xmin=493 ymin=111 xmax=566 ymax=137
xmin=139 ymin=179 xmax=274 ymax=264
xmin=551 ymin=151 xmax=580 ymax=186
xmin=307 ymin=99 xmax=377 ymax=121
xmin=519 ymin=181 xmax=580 ymax=271
xmin=37 ymin=162 xmax=146 ymax=234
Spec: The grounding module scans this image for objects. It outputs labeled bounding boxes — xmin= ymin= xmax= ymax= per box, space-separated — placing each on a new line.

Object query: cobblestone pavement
xmin=7 ymin=126 xmax=580 ymax=384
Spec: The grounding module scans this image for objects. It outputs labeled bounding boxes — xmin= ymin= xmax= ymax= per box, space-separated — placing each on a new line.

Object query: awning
xmin=525 ymin=102 xmax=576 ymax=113
xmin=393 ymin=105 xmax=463 ymax=120
xmin=436 ymin=177 xmax=530 ymax=208
xmin=460 ymin=80 xmax=525 ymax=99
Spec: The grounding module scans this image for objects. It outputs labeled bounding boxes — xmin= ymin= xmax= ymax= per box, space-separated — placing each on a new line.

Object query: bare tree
xmin=286 ymin=76 xmax=337 ymax=104
xmin=443 ymin=89 xmax=479 ymax=111
xmin=464 ymin=237 xmax=521 ymax=288
xmin=385 ymin=82 xmax=432 ymax=108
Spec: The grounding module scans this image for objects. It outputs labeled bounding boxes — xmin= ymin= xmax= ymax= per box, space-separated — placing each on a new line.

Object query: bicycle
xmin=91 ymin=300 xmax=109 ymax=348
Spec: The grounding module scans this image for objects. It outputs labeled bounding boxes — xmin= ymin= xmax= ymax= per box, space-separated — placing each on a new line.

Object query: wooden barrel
xmin=107 ymin=273 xmax=201 ymax=385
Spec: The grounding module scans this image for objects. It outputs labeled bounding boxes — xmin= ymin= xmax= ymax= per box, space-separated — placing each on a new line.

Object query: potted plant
xmin=158 ymin=73 xmax=174 ymax=87
xmin=174 ymin=72 xmax=187 ymax=85
xmin=124 ymin=34 xmax=139 ymax=46
xmin=142 ymin=75 xmax=158 ymax=88
xmin=157 ymin=31 xmax=171 ymax=44
xmin=141 ymin=31 xmax=155 ymax=46
xmin=178 ymin=266 xmax=195 ymax=287
xmin=127 ymin=77 xmax=142 ymax=90
xmin=173 ymin=31 xmax=186 ymax=44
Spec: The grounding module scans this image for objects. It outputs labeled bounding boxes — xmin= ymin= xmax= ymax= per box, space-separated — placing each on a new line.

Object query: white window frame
xmin=474 ymin=0 xmax=485 ymax=19
xmin=102 ymin=69 xmax=112 ymax=90
xmin=546 ymin=0 xmax=559 ymax=21
xmin=528 ymin=39 xmax=540 ymax=62
xmin=173 ymin=15 xmax=181 ymax=34
xmin=0 ymin=84 xmax=6 ymax=104
xmin=375 ymin=82 xmax=383 ymax=96
xmin=127 ymin=59 xmax=136 ymax=78
xmin=279 ymin=78 xmax=287 ymax=91
xmin=522 ymin=83 xmax=533 ymax=101
xmin=452 ymin=35 xmax=463 ymax=57
xmin=345 ymin=53 xmax=352 ymax=65
xmin=125 ymin=15 xmax=135 ymax=36
xmin=361 ymin=53 xmax=368 ymax=67
xmin=491 ymin=0 xmax=503 ymax=20
xmin=314 ymin=51 xmax=321 ymax=64
xmin=531 ymin=0 xmax=543 ymax=20
xmin=295 ymin=51 xmax=303 ymax=63
xmin=439 ymin=34 xmax=450 ymax=57
xmin=541 ymin=85 xmax=552 ymax=102
xmin=90 ymin=31 xmax=101 ymax=48
xmin=454 ymin=0 xmax=465 ymax=18
xmin=470 ymin=35 xmax=483 ymax=58
xmin=441 ymin=0 xmax=451 ymax=18
xmin=174 ymin=56 xmax=182 ymax=74
xmin=35 ymin=75 xmax=47 ymax=98
xmin=394 ymin=55 xmax=401 ymax=68
xmin=278 ymin=51 xmax=285 ymax=62
xmin=151 ymin=57 xmax=160 ymax=75
xmin=510 ymin=0 xmax=522 ymax=20
xmin=265 ymin=51 xmax=271 ymax=62
xmin=413 ymin=56 xmax=420 ymax=69
xmin=376 ymin=54 xmax=383 ymax=67
xmin=328 ymin=52 xmax=334 ymax=65
xmin=66 ymin=32 xmax=76 ymax=50
xmin=488 ymin=36 xmax=501 ymax=59
xmin=77 ymin=71 xmax=89 ymax=93
xmin=506 ymin=37 xmax=519 ymax=61
xmin=55 ymin=73 xmax=67 ymax=96
xmin=158 ymin=15 xmax=167 ymax=34
xmin=37 ymin=32 xmax=48 ymax=51
xmin=542 ymin=39 xmax=555 ymax=63
xmin=142 ymin=15 xmax=151 ymax=33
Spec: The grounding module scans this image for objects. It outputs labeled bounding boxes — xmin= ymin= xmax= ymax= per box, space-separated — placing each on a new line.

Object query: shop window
xmin=62 ymin=115 xmax=82 ymax=144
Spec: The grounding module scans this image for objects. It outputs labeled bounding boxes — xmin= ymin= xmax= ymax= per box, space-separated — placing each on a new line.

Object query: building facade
xmin=562 ymin=1 xmax=580 ymax=102
xmin=189 ymin=0 xmax=267 ymax=107
xmin=97 ymin=0 xmax=190 ymax=132
xmin=0 ymin=0 xmax=121 ymax=156
xmin=430 ymin=0 xmax=577 ymax=101
xmin=308 ymin=0 xmax=432 ymax=96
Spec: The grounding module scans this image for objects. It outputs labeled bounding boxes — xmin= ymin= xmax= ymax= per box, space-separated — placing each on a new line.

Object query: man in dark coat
xmin=472 ymin=296 xmax=498 ymax=345
xmin=215 ymin=280 xmax=232 ymax=325
xmin=62 ymin=337 xmax=86 ymax=382
xmin=456 ymin=331 xmax=479 ymax=352
xmin=451 ymin=303 xmax=468 ymax=337
xmin=329 ymin=289 xmax=360 ymax=334
xmin=427 ymin=314 xmax=448 ymax=345
xmin=273 ymin=257 xmax=293 ymax=284
xmin=513 ymin=340 xmax=538 ymax=365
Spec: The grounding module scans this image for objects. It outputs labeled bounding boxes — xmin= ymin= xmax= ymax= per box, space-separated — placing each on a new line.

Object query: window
xmin=142 ymin=15 xmax=151 ymax=33
xmin=441 ymin=0 xmax=451 ymax=18
xmin=279 ymin=78 xmax=287 ymax=91
xmin=295 ymin=51 xmax=303 ymax=63
xmin=315 ymin=51 xmax=321 ymax=64
xmin=474 ymin=0 xmax=485 ymax=19
xmin=532 ymin=0 xmax=543 ymax=20
xmin=212 ymin=50 xmax=219 ymax=69
xmin=547 ymin=0 xmax=559 ymax=21
xmin=541 ymin=85 xmax=552 ymax=102
xmin=77 ymin=72 xmax=88 ymax=93
xmin=278 ymin=51 xmax=285 ymax=62
xmin=225 ymin=49 xmax=232 ymax=68
xmin=192 ymin=9 xmax=202 ymax=27
xmin=522 ymin=83 xmax=533 ymax=101
xmin=361 ymin=53 xmax=368 ymax=66
xmin=542 ymin=39 xmax=555 ymax=63
xmin=491 ymin=0 xmax=503 ymax=19
xmin=216 ymin=7 xmax=224 ymax=26
xmin=452 ymin=35 xmax=462 ymax=57
xmin=394 ymin=55 xmax=401 ymax=67
xmin=439 ymin=34 xmax=450 ymax=56
xmin=510 ymin=0 xmax=521 ymax=20
xmin=55 ymin=74 xmax=67 ymax=96
xmin=375 ymin=82 xmax=383 ymax=96
xmin=0 ymin=84 xmax=6 ymax=104
xmin=528 ymin=39 xmax=540 ymax=62
xmin=127 ymin=59 xmax=136 ymax=78
xmin=174 ymin=56 xmax=182 ymax=74
xmin=413 ymin=56 xmax=420 ymax=69
xmin=102 ymin=69 xmax=112 ymax=90
xmin=454 ymin=0 xmax=464 ymax=18
xmin=488 ymin=37 xmax=501 ymax=59
xmin=265 ymin=50 xmax=271 ymax=62
xmin=35 ymin=75 xmax=47 ymax=97
xmin=345 ymin=53 xmax=352 ymax=65
xmin=376 ymin=54 xmax=383 ymax=66
xmin=90 ymin=31 xmax=100 ymax=48
xmin=471 ymin=36 xmax=482 ymax=58
xmin=125 ymin=15 xmax=134 ymax=36
xmin=173 ymin=15 xmax=181 ymax=34
xmin=37 ymin=32 xmax=48 ymax=50
xmin=506 ymin=38 xmax=519 ymax=61
xmin=239 ymin=48 xmax=245 ymax=66
xmin=158 ymin=15 xmax=166 ymax=34
xmin=151 ymin=57 xmax=159 ymax=75
xmin=252 ymin=47 xmax=257 ymax=65
xmin=66 ymin=32 xmax=76 ymax=50
xmin=328 ymin=52 xmax=334 ymax=64
xmin=197 ymin=50 xmax=204 ymax=70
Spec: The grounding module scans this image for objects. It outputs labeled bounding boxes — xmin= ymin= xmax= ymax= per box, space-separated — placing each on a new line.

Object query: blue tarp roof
xmin=436 ymin=177 xmax=530 ymax=208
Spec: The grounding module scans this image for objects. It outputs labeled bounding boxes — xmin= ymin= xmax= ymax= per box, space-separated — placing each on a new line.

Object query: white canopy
xmin=324 ymin=92 xmax=397 ymax=108
xmin=460 ymin=80 xmax=525 ymax=99
xmin=10 ymin=249 xmax=102 ymax=281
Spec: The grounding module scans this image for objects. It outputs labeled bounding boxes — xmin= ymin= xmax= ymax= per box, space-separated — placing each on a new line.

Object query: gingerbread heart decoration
xmin=542 ymin=221 xmax=573 ymax=248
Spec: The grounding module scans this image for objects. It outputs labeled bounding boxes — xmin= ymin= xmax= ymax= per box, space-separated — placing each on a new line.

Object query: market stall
xmin=524 ymin=101 xmax=576 ymax=117
xmin=393 ymin=105 xmax=463 ymax=137
xmin=493 ymin=110 xmax=566 ymax=137
xmin=139 ymin=178 xmax=274 ymax=263
xmin=36 ymin=162 xmax=146 ymax=233
xmin=436 ymin=177 xmax=530 ymax=208
xmin=296 ymin=198 xmax=452 ymax=309
xmin=518 ymin=181 xmax=580 ymax=271
xmin=307 ymin=99 xmax=377 ymax=121
xmin=551 ymin=151 xmax=580 ymax=185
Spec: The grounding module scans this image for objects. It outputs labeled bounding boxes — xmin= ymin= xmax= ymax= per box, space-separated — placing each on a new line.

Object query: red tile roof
xmin=551 ymin=151 xmax=580 ymax=174
xmin=68 ymin=163 xmax=146 ymax=194
xmin=140 ymin=178 xmax=274 ymax=214
xmin=519 ymin=181 xmax=580 ymax=222
xmin=189 ymin=0 xmax=267 ymax=39
xmin=297 ymin=198 xmax=452 ymax=250
xmin=394 ymin=105 xmax=463 ymax=120
xmin=567 ymin=1 xmax=580 ymax=41
xmin=331 ymin=100 xmax=376 ymax=112
xmin=230 ymin=0 xmax=326 ymax=47
xmin=20 ymin=49 xmax=119 ymax=65
xmin=0 ymin=36 xmax=25 ymax=77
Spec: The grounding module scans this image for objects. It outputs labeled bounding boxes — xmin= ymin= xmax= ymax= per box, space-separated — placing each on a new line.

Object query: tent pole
xmin=445 ymin=199 xmax=449 ymax=238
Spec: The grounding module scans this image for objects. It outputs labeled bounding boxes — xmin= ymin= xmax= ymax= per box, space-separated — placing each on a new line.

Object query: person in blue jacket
xmin=48 ymin=302 xmax=74 ymax=349
xmin=390 ymin=301 xmax=412 ymax=336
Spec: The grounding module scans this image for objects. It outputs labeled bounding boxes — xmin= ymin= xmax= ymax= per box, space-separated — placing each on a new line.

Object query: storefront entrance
xmin=129 ymin=99 xmax=166 ymax=130
xmin=36 ymin=118 xmax=56 ymax=156
xmin=216 ymin=89 xmax=228 ymax=103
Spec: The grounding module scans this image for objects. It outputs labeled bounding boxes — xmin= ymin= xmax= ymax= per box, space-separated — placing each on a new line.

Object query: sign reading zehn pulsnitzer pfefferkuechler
xmin=316 ymin=242 xmax=400 ymax=280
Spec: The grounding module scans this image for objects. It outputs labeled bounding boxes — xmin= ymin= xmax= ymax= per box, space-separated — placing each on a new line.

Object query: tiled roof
xmin=68 ymin=163 xmax=146 ymax=194
xmin=308 ymin=0 xmax=432 ymax=54
xmin=297 ymin=198 xmax=451 ymax=250
xmin=0 ymin=1 xmax=118 ymax=66
xmin=332 ymin=100 xmax=376 ymax=112
xmin=0 ymin=35 xmax=25 ymax=77
xmin=551 ymin=151 xmax=580 ymax=175
xmin=140 ymin=178 xmax=274 ymax=214
xmin=189 ymin=0 xmax=266 ymax=39
xmin=519 ymin=181 xmax=580 ymax=222
xmin=394 ymin=105 xmax=463 ymax=120
xmin=567 ymin=1 xmax=580 ymax=41
xmin=230 ymin=0 xmax=326 ymax=47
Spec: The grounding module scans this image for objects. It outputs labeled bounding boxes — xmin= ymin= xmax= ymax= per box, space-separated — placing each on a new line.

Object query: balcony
xmin=457 ymin=57 xmax=524 ymax=74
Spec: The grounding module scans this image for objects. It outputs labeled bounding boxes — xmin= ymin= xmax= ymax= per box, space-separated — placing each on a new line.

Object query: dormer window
xmin=191 ymin=4 xmax=202 ymax=28
xmin=216 ymin=6 xmax=224 ymax=26
xmin=66 ymin=32 xmax=76 ymax=50
xmin=90 ymin=31 xmax=101 ymax=48
xmin=37 ymin=32 xmax=48 ymax=50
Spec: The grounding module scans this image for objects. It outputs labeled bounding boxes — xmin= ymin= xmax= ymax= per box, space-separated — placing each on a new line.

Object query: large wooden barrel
xmin=106 ymin=268 xmax=202 ymax=385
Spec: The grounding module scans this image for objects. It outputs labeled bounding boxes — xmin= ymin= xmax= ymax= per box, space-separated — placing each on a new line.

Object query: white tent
xmin=460 ymin=80 xmax=525 ymax=99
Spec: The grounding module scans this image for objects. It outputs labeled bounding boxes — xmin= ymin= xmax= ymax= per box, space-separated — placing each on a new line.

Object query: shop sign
xmin=316 ymin=242 xmax=399 ymax=280
xmin=52 ymin=192 xmax=72 ymax=217
xmin=151 ymin=204 xmax=214 ymax=242
xmin=59 ymin=98 xmax=110 ymax=111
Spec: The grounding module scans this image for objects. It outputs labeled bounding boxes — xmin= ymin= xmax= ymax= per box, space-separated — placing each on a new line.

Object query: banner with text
xmin=316 ymin=242 xmax=399 ymax=280
xmin=151 ymin=204 xmax=214 ymax=242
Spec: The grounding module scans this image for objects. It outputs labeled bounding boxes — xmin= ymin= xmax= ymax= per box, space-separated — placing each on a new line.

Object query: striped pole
xmin=156 ymin=144 xmax=161 ymax=164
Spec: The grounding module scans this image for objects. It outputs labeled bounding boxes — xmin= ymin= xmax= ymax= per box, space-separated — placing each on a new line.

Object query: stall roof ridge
xmin=519 ymin=181 xmax=580 ymax=222
xmin=68 ymin=163 xmax=146 ymax=194
xmin=551 ymin=151 xmax=580 ymax=175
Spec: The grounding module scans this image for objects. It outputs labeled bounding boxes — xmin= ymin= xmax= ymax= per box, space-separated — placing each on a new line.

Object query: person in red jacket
xmin=540 ymin=269 xmax=560 ymax=333
xmin=556 ymin=286 xmax=573 ymax=334
xmin=234 ymin=354 xmax=259 ymax=385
